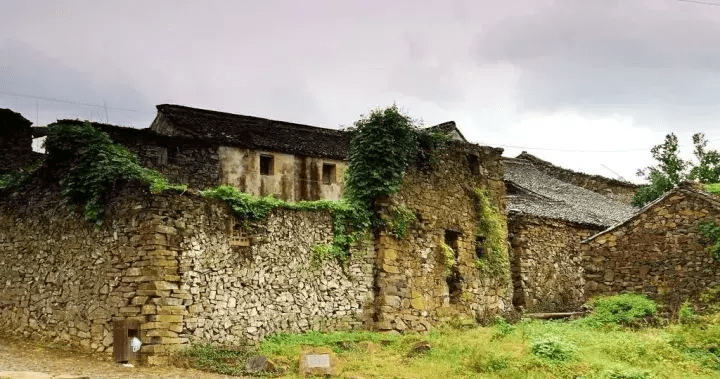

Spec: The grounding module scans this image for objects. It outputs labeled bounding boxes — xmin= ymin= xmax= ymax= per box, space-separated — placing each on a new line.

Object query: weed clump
xmin=584 ymin=293 xmax=657 ymax=327
xmin=530 ymin=335 xmax=577 ymax=362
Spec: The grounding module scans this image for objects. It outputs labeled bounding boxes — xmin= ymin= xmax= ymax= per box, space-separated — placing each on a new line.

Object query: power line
xmin=0 ymin=91 xmax=139 ymax=112
xmin=679 ymin=0 xmax=720 ymax=6
xmin=492 ymin=138 xmax=720 ymax=154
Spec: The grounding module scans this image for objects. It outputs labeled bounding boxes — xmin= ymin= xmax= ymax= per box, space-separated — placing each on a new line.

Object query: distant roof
xmin=504 ymin=157 xmax=637 ymax=227
xmin=426 ymin=121 xmax=466 ymax=142
xmin=0 ymin=108 xmax=32 ymax=130
xmin=516 ymin=152 xmax=638 ymax=189
xmin=151 ymin=104 xmax=349 ymax=160
xmin=583 ymin=184 xmax=720 ymax=242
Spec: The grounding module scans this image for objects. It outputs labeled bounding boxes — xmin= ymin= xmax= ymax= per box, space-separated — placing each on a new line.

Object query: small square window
xmin=260 ymin=155 xmax=274 ymax=176
xmin=322 ymin=163 xmax=336 ymax=184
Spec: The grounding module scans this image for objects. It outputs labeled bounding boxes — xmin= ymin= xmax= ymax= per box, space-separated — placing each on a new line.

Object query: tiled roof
xmin=426 ymin=121 xmax=466 ymax=142
xmin=151 ymin=104 xmax=349 ymax=160
xmin=504 ymin=157 xmax=637 ymax=227
xmin=583 ymin=184 xmax=720 ymax=242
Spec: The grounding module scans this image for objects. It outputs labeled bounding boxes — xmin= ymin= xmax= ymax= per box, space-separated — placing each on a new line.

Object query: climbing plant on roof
xmin=44 ymin=121 xmax=185 ymax=224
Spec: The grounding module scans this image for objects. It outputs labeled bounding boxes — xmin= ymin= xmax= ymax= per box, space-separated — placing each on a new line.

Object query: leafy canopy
xmin=633 ymin=133 xmax=720 ymax=206
xmin=344 ymin=104 xmax=449 ymax=207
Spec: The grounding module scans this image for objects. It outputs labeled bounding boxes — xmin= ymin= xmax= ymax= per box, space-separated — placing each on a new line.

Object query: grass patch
xmin=175 ymin=306 xmax=720 ymax=378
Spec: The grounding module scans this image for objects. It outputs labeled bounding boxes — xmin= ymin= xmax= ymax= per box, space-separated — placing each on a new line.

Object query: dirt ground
xmin=0 ymin=335 xmax=248 ymax=379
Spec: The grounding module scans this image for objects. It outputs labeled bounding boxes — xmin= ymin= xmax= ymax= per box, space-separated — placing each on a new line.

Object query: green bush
xmin=43 ymin=121 xmax=185 ymax=223
xmin=585 ymin=294 xmax=657 ymax=327
xmin=601 ymin=366 xmax=653 ymax=379
xmin=474 ymin=187 xmax=510 ymax=281
xmin=699 ymin=220 xmax=720 ymax=262
xmin=491 ymin=316 xmax=515 ymax=340
xmin=530 ymin=335 xmax=577 ymax=362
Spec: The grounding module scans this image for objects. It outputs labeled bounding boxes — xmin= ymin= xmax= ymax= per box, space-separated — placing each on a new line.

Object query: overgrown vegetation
xmin=176 ymin=294 xmax=720 ymax=378
xmin=474 ymin=187 xmax=510 ymax=281
xmin=582 ymin=293 xmax=658 ymax=328
xmin=203 ymin=185 xmax=371 ymax=264
xmin=633 ymin=133 xmax=720 ymax=206
xmin=699 ymin=220 xmax=720 ymax=262
xmin=343 ymin=104 xmax=450 ymax=207
xmin=205 ymin=105 xmax=448 ymax=264
xmin=18 ymin=122 xmax=185 ymax=224
xmin=441 ymin=242 xmax=456 ymax=276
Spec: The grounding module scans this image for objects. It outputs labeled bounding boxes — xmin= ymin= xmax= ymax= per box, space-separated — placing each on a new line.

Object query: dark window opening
xmin=322 ymin=163 xmax=336 ymax=184
xmin=444 ymin=230 xmax=460 ymax=257
xmin=467 ymin=154 xmax=480 ymax=175
xmin=444 ymin=230 xmax=462 ymax=304
xmin=475 ymin=236 xmax=486 ymax=259
xmin=260 ymin=155 xmax=274 ymax=176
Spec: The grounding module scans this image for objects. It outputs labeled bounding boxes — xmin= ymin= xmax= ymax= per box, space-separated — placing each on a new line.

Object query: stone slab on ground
xmin=298 ymin=347 xmax=338 ymax=377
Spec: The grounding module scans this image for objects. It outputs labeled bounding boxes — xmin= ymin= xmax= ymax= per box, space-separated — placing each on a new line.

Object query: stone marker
xmin=245 ymin=355 xmax=275 ymax=374
xmin=298 ymin=347 xmax=337 ymax=376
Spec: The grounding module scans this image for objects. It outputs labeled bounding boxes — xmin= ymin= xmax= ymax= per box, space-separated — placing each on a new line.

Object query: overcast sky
xmin=2 ymin=0 xmax=720 ymax=183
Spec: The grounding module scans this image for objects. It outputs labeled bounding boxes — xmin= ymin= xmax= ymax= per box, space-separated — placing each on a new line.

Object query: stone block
xmin=298 ymin=347 xmax=337 ymax=377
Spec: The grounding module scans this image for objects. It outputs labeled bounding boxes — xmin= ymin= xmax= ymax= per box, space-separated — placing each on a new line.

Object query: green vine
xmin=382 ymin=204 xmax=417 ymax=239
xmin=344 ymin=105 xmax=450 ymax=208
xmin=202 ymin=185 xmax=371 ymax=264
xmin=441 ymin=242 xmax=456 ymax=276
xmin=44 ymin=121 xmax=186 ymax=224
xmin=474 ymin=187 xmax=510 ymax=281
xmin=699 ymin=220 xmax=720 ymax=261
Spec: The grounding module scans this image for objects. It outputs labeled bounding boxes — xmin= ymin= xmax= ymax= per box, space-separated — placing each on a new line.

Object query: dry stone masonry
xmin=583 ymin=185 xmax=720 ymax=308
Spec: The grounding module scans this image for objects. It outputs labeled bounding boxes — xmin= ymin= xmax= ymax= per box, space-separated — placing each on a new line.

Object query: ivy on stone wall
xmin=44 ymin=122 xmax=186 ymax=223
xmin=699 ymin=220 xmax=720 ymax=262
xmin=344 ymin=104 xmax=450 ymax=208
xmin=474 ymin=187 xmax=510 ymax=282
xmin=202 ymin=185 xmax=371 ymax=263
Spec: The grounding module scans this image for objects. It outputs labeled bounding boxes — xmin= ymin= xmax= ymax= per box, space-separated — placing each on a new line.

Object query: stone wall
xmin=180 ymin=208 xmax=375 ymax=343
xmin=100 ymin=125 xmax=221 ymax=190
xmin=0 ymin=181 xmax=375 ymax=361
xmin=0 ymin=183 xmax=184 ymax=360
xmin=516 ymin=152 xmax=638 ymax=204
xmin=373 ymin=142 xmax=513 ymax=331
xmin=583 ymin=187 xmax=720 ymax=308
xmin=508 ymin=214 xmax=602 ymax=312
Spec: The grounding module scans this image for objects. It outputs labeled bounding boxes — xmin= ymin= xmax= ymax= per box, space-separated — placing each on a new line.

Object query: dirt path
xmin=0 ymin=336 xmax=248 ymax=379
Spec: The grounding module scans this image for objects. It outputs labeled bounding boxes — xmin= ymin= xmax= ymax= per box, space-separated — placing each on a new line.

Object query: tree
xmin=687 ymin=133 xmax=720 ymax=183
xmin=632 ymin=133 xmax=720 ymax=207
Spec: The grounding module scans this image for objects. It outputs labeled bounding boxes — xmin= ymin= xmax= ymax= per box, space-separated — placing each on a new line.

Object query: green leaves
xmin=44 ymin=121 xmax=184 ymax=224
xmin=634 ymin=133 xmax=720 ymax=207
xmin=344 ymin=104 xmax=449 ymax=207
xmin=202 ymin=185 xmax=371 ymax=265
xmin=699 ymin=220 xmax=720 ymax=261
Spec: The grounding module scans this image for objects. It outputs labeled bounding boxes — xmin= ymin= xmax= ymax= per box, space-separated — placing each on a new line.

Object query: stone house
xmin=504 ymin=156 xmax=637 ymax=311
xmin=582 ymin=184 xmax=720 ymax=308
xmin=0 ymin=106 xmax=507 ymax=361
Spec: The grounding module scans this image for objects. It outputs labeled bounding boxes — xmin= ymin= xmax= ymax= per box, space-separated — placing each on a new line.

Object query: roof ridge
xmin=157 ymin=104 xmax=344 ymax=133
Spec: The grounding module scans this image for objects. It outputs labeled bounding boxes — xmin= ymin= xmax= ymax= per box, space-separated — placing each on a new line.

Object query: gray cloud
xmin=473 ymin=0 xmax=720 ymax=129
xmin=0 ymin=40 xmax=154 ymax=126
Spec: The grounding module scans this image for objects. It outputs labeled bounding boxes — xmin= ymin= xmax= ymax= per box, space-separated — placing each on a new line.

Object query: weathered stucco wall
xmin=583 ymin=187 xmax=720 ymax=308
xmin=218 ymin=146 xmax=346 ymax=201
xmin=180 ymin=208 xmax=375 ymax=343
xmin=373 ymin=142 xmax=512 ymax=331
xmin=508 ymin=214 xmax=602 ymax=312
